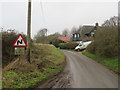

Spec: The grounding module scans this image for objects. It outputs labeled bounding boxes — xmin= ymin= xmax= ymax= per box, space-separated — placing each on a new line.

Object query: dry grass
xmin=3 ymin=44 xmax=65 ymax=88
xmin=3 ymin=56 xmax=37 ymax=72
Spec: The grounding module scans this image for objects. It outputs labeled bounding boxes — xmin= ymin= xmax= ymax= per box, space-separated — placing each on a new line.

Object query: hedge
xmin=59 ymin=42 xmax=78 ymax=49
xmin=86 ymin=27 xmax=118 ymax=58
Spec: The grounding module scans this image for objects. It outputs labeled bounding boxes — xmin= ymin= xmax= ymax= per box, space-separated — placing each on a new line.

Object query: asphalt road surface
xmin=38 ymin=50 xmax=118 ymax=88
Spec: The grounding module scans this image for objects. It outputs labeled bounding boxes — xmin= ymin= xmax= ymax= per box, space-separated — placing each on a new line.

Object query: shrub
xmin=59 ymin=43 xmax=66 ymax=49
xmin=2 ymin=31 xmax=27 ymax=67
xmin=51 ymin=39 xmax=63 ymax=48
xmin=59 ymin=42 xmax=78 ymax=49
xmin=87 ymin=26 xmax=118 ymax=58
xmin=86 ymin=42 xmax=95 ymax=54
xmin=2 ymin=31 xmax=18 ymax=67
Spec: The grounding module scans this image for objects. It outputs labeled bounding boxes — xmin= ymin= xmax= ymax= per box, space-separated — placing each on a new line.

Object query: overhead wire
xmin=39 ymin=0 xmax=47 ymax=29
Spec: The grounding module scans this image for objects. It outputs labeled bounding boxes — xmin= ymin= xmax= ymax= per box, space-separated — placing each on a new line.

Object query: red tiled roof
xmin=57 ymin=37 xmax=71 ymax=42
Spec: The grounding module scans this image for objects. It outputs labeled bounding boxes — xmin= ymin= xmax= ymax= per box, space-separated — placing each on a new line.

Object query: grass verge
xmin=82 ymin=51 xmax=119 ymax=74
xmin=3 ymin=44 xmax=65 ymax=88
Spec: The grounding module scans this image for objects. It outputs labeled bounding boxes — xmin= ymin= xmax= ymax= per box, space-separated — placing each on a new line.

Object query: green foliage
xmin=51 ymin=39 xmax=63 ymax=48
xmin=86 ymin=27 xmax=118 ymax=58
xmin=49 ymin=45 xmax=65 ymax=64
xmin=59 ymin=42 xmax=78 ymax=49
xmin=3 ymin=71 xmax=46 ymax=88
xmin=34 ymin=32 xmax=61 ymax=44
xmin=87 ymin=42 xmax=95 ymax=54
xmin=3 ymin=65 xmax=63 ymax=88
xmin=82 ymin=51 xmax=119 ymax=73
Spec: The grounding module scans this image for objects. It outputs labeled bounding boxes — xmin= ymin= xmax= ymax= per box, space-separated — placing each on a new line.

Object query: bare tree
xmin=70 ymin=26 xmax=78 ymax=36
xmin=34 ymin=28 xmax=48 ymax=43
xmin=35 ymin=28 xmax=47 ymax=37
xmin=77 ymin=26 xmax=83 ymax=34
xmin=62 ymin=28 xmax=69 ymax=37
xmin=102 ymin=16 xmax=118 ymax=27
xmin=118 ymin=2 xmax=120 ymax=27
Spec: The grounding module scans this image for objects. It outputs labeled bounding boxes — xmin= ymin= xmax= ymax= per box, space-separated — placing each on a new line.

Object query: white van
xmin=75 ymin=41 xmax=92 ymax=51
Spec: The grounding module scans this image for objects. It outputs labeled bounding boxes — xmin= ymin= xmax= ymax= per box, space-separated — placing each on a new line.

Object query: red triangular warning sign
xmin=12 ymin=34 xmax=27 ymax=47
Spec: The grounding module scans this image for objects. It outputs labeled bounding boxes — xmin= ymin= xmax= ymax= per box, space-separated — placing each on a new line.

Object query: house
xmin=81 ymin=26 xmax=95 ymax=36
xmin=73 ymin=33 xmax=82 ymax=41
xmin=57 ymin=37 xmax=71 ymax=42
xmin=81 ymin=23 xmax=99 ymax=37
xmin=81 ymin=23 xmax=99 ymax=41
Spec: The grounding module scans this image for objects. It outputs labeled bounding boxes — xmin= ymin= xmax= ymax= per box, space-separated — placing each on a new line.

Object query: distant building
xmin=81 ymin=26 xmax=94 ymax=41
xmin=82 ymin=23 xmax=99 ymax=37
xmin=57 ymin=37 xmax=71 ymax=42
xmin=81 ymin=26 xmax=95 ymax=36
xmin=73 ymin=33 xmax=82 ymax=41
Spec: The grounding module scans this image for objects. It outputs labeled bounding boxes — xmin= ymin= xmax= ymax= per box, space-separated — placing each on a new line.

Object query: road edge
xmin=28 ymin=55 xmax=67 ymax=88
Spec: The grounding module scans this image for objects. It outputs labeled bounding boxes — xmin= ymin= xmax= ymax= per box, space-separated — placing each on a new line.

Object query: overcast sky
xmin=1 ymin=0 xmax=118 ymax=38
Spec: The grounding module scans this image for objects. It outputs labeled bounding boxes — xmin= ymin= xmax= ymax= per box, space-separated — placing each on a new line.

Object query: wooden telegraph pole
xmin=27 ymin=0 xmax=32 ymax=63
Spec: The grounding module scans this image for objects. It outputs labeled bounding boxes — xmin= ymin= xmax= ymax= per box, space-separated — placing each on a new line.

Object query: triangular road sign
xmin=12 ymin=34 xmax=27 ymax=47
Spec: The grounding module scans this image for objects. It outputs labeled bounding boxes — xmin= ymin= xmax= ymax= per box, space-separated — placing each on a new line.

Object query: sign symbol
xmin=12 ymin=34 xmax=27 ymax=47
xmin=17 ymin=40 xmax=23 ymax=45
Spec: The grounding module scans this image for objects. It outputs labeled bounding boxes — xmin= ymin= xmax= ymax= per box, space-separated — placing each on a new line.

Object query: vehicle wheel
xmin=77 ymin=49 xmax=80 ymax=51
